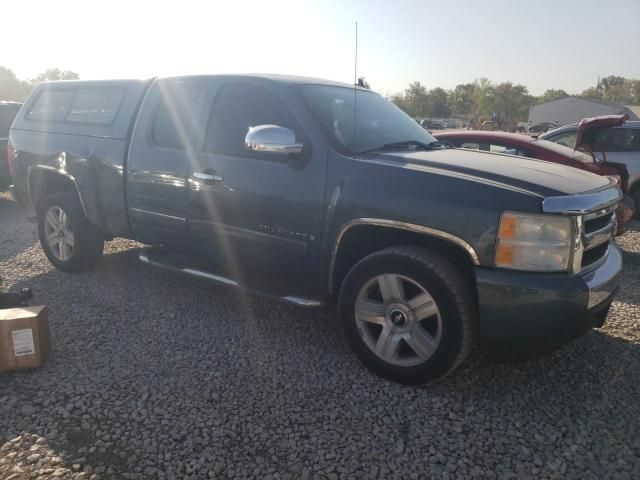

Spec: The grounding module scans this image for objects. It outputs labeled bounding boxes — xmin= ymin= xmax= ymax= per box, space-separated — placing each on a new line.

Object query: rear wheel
xmin=338 ymin=246 xmax=475 ymax=384
xmin=37 ymin=192 xmax=104 ymax=272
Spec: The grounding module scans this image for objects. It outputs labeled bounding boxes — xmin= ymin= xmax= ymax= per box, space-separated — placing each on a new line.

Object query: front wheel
xmin=37 ymin=192 xmax=104 ymax=272
xmin=338 ymin=246 xmax=475 ymax=385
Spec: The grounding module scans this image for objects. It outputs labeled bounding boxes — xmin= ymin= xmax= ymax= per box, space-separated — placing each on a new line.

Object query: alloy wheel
xmin=44 ymin=206 xmax=75 ymax=261
xmin=355 ymin=274 xmax=442 ymax=367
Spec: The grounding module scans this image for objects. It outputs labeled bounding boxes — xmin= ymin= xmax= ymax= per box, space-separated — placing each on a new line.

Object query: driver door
xmin=186 ymin=80 xmax=327 ymax=278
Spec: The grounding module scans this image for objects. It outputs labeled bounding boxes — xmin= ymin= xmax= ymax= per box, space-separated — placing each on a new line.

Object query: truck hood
xmin=368 ymin=148 xmax=610 ymax=198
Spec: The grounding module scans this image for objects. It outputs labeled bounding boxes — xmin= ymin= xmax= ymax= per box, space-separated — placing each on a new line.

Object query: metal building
xmin=529 ymin=97 xmax=640 ymax=126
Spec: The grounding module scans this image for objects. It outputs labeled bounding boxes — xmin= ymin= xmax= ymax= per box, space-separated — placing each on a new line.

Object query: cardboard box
xmin=0 ymin=306 xmax=50 ymax=372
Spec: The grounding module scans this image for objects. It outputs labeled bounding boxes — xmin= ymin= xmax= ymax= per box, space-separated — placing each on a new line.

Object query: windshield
xmin=294 ymin=85 xmax=437 ymax=154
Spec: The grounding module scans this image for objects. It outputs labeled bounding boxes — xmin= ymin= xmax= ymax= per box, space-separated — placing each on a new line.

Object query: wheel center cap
xmin=390 ymin=309 xmax=408 ymax=327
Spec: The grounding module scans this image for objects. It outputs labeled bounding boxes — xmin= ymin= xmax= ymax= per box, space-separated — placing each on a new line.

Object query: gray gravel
xmin=1 ymin=189 xmax=639 ymax=480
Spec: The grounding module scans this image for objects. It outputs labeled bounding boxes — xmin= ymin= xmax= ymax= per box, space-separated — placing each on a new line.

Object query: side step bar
xmin=139 ymin=249 xmax=325 ymax=308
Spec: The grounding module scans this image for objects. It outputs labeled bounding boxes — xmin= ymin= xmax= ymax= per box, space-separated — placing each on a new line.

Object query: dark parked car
xmin=0 ymin=101 xmax=22 ymax=190
xmin=529 ymin=122 xmax=560 ymax=134
xmin=420 ymin=119 xmax=444 ymax=130
xmin=433 ymin=130 xmax=635 ymax=235
xmin=9 ymin=75 xmax=622 ymax=384
xmin=541 ymin=116 xmax=640 ymax=214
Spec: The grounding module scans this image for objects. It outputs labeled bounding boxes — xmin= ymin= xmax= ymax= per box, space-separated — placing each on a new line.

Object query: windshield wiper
xmin=359 ymin=140 xmax=443 ymax=154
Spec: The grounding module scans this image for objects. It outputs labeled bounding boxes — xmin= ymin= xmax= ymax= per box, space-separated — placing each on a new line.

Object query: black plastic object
xmin=0 ymin=287 xmax=33 ymax=308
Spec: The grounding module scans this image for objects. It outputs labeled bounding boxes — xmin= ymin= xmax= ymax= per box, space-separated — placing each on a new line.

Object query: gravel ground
xmin=1 ymin=190 xmax=639 ymax=480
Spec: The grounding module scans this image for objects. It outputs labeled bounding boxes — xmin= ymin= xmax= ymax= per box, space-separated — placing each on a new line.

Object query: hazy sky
xmin=2 ymin=0 xmax=639 ymax=96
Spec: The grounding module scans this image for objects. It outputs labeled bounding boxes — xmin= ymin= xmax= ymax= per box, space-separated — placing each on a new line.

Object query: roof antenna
xmin=353 ymin=21 xmax=358 ymax=153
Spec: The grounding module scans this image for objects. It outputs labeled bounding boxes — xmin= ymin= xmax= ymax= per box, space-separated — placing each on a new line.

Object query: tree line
xmin=0 ymin=66 xmax=79 ymax=102
xmin=389 ymin=75 xmax=640 ymax=124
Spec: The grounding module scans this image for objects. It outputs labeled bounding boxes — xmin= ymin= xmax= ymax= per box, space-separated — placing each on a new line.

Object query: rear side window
xmin=152 ymin=81 xmax=203 ymax=150
xmin=27 ymin=90 xmax=74 ymax=122
xmin=66 ymin=88 xmax=124 ymax=124
xmin=26 ymin=87 xmax=125 ymax=125
xmin=203 ymin=83 xmax=299 ymax=156
xmin=596 ymin=128 xmax=640 ymax=152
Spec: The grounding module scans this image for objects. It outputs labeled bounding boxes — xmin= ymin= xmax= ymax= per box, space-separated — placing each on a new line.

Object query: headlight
xmin=495 ymin=212 xmax=573 ymax=271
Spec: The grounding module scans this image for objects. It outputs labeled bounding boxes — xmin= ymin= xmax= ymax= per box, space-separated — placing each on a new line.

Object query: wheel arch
xmin=329 ymin=219 xmax=480 ymax=296
xmin=27 ymin=166 xmax=87 ymax=217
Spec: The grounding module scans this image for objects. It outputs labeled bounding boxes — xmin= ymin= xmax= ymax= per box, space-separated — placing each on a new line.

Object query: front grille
xmin=579 ymin=208 xmax=616 ymax=270
xmin=584 ymin=213 xmax=613 ymax=235
xmin=581 ymin=243 xmax=609 ymax=269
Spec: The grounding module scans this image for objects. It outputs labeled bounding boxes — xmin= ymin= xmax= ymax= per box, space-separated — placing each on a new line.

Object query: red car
xmin=433 ymin=130 xmax=635 ymax=235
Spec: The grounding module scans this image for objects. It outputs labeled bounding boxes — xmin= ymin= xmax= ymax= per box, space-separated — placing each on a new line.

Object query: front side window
xmin=596 ymin=128 xmax=640 ymax=152
xmin=295 ymin=85 xmax=437 ymax=154
xmin=152 ymin=81 xmax=203 ymax=150
xmin=66 ymin=88 xmax=124 ymax=124
xmin=204 ymin=84 xmax=299 ymax=156
xmin=547 ymin=131 xmax=576 ymax=149
xmin=27 ymin=90 xmax=74 ymax=122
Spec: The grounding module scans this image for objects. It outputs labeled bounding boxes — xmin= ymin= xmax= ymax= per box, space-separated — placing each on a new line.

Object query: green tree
xmin=389 ymin=92 xmax=409 ymax=113
xmin=493 ymin=82 xmax=532 ymax=120
xmin=600 ymin=75 xmax=625 ymax=93
xmin=426 ymin=87 xmax=450 ymax=117
xmin=29 ymin=68 xmax=80 ymax=85
xmin=580 ymin=86 xmax=603 ymax=99
xmin=391 ymin=74 xmax=640 ymax=124
xmin=602 ymin=78 xmax=635 ymax=104
xmin=539 ymin=89 xmax=569 ymax=103
xmin=0 ymin=67 xmax=81 ymax=101
xmin=448 ymin=83 xmax=475 ymax=115
xmin=404 ymin=81 xmax=429 ymax=117
xmin=0 ymin=66 xmax=29 ymax=101
xmin=472 ymin=78 xmax=497 ymax=118
xmin=632 ymin=80 xmax=640 ymax=104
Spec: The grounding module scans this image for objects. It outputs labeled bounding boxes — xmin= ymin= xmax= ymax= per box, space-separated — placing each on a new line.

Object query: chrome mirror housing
xmin=245 ymin=125 xmax=304 ymax=154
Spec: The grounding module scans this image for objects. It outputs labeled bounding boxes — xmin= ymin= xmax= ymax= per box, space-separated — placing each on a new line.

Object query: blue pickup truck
xmin=8 ymin=75 xmax=623 ymax=384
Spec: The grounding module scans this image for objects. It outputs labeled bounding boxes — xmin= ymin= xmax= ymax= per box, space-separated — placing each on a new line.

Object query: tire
xmin=37 ymin=192 xmax=104 ymax=272
xmin=338 ymin=246 xmax=475 ymax=385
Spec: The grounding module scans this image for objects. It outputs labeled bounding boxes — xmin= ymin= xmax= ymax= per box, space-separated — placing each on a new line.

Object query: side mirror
xmin=244 ymin=125 xmax=304 ymax=155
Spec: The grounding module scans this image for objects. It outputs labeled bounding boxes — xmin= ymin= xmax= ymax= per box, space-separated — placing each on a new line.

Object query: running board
xmin=139 ymin=248 xmax=325 ymax=308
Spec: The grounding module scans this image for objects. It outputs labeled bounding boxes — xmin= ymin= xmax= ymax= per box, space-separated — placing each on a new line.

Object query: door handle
xmin=193 ymin=170 xmax=224 ymax=183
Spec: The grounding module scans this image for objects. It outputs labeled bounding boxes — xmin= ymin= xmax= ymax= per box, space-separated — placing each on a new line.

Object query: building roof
xmin=625 ymin=105 xmax=640 ymax=118
xmin=531 ymin=96 xmax=628 ymax=109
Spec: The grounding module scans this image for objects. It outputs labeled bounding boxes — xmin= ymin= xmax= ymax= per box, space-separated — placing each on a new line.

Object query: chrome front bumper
xmin=584 ymin=242 xmax=622 ymax=309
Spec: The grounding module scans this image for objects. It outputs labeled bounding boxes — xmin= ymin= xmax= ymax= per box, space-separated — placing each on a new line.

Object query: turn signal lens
xmin=498 ymin=213 xmax=517 ymax=239
xmin=495 ymin=212 xmax=572 ymax=271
